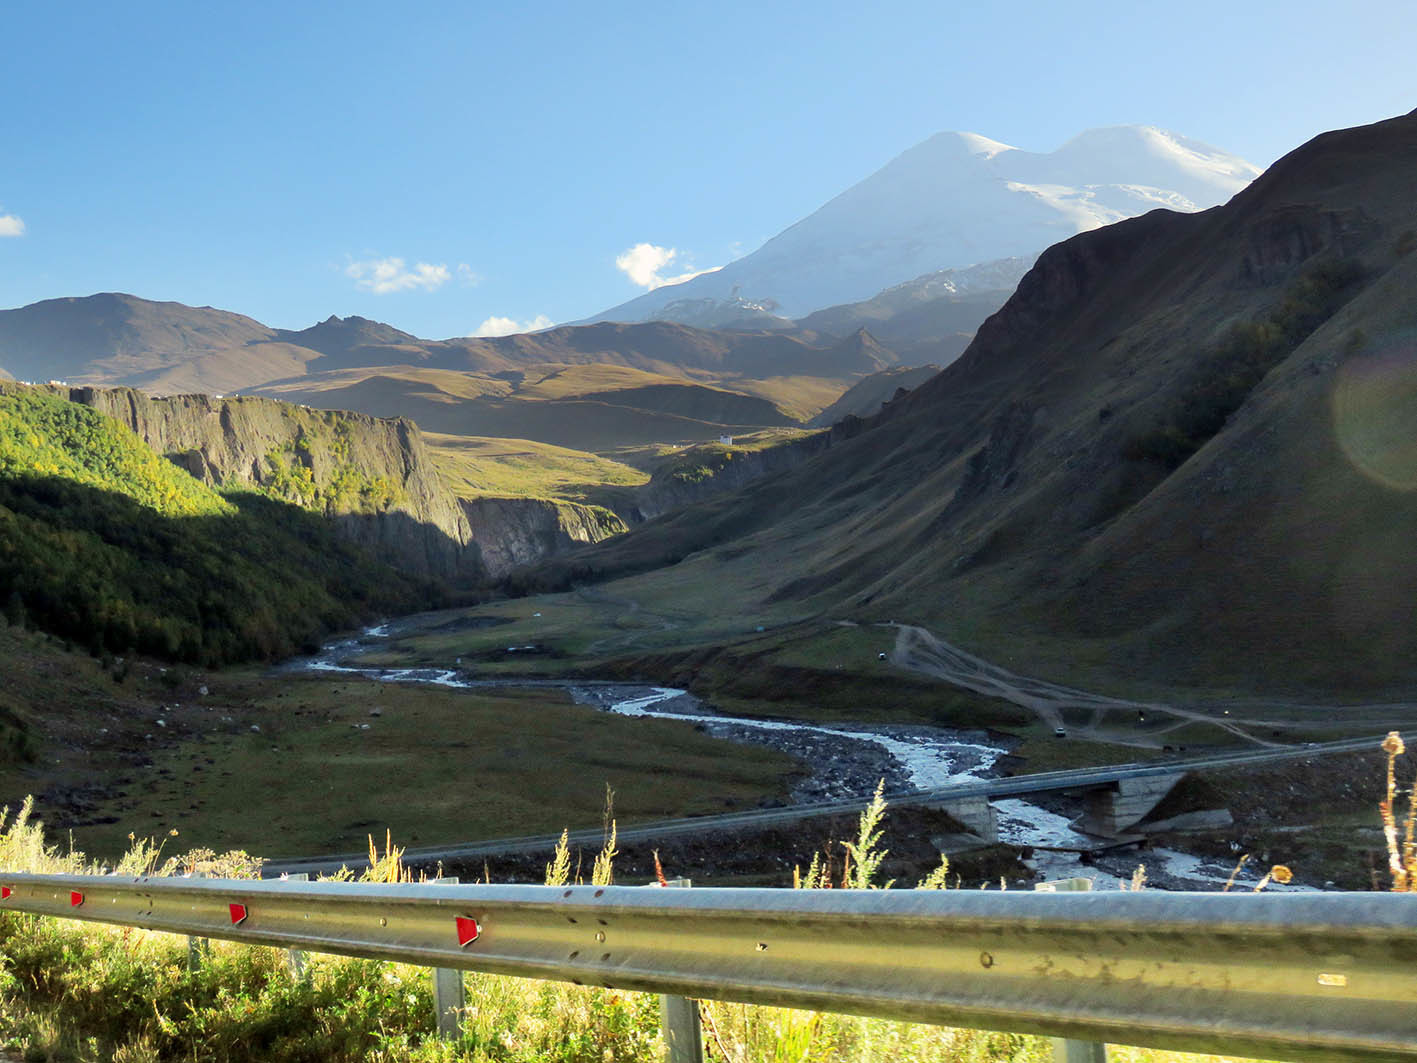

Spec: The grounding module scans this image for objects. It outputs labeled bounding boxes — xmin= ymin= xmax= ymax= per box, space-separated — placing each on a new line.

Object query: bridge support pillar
xmin=927 ymin=795 xmax=998 ymax=842
xmin=1073 ymin=773 xmax=1185 ymax=837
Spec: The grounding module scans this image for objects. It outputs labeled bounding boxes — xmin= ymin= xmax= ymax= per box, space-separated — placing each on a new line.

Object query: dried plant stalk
xmin=1380 ymin=731 xmax=1413 ymax=892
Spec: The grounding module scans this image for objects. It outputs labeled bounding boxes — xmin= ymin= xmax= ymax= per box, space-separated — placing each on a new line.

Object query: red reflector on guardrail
xmin=456 ymin=916 xmax=480 ymax=946
xmin=70 ymin=891 xmax=84 ymax=908
xmin=1 ymin=887 xmax=10 ymax=900
xmin=229 ymin=903 xmax=248 ymax=926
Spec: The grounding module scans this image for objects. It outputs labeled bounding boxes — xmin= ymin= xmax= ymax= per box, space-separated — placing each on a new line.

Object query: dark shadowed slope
xmin=808 ymin=364 xmax=942 ymax=427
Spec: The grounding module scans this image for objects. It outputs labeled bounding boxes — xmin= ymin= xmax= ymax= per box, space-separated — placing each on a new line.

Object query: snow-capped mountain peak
xmin=586 ymin=124 xmax=1261 ymax=326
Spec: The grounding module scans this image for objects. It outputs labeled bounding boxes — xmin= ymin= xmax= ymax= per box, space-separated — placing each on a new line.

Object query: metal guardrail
xmin=3 ymin=872 xmax=1416 ymax=1061
xmin=265 ymin=732 xmax=1412 ymax=875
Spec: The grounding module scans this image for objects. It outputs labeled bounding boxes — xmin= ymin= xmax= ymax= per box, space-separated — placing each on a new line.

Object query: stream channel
xmin=287 ymin=621 xmax=1290 ymax=890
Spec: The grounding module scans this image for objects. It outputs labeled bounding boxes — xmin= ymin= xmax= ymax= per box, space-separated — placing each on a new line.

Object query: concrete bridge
xmin=924 ymin=772 xmax=1186 ymax=842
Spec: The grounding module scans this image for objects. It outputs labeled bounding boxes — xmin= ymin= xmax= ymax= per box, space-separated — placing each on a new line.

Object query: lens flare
xmin=1332 ymin=330 xmax=1417 ymax=491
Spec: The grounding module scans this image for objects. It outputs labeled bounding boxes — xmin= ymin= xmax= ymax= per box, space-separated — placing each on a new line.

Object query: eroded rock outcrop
xmin=460 ymin=497 xmax=626 ymax=578
xmin=56 ymin=386 xmax=485 ymax=583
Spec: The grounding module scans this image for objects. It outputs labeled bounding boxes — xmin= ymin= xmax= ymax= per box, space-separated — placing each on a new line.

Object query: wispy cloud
xmin=0 ymin=213 xmax=25 ymax=238
xmin=345 ymin=256 xmax=465 ymax=294
xmin=471 ymin=314 xmax=555 ymax=338
xmin=615 ymin=242 xmax=719 ymax=290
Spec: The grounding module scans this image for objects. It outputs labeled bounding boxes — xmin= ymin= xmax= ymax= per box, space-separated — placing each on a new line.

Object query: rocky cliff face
xmin=56 ymin=386 xmax=485 ymax=584
xmin=459 ymin=497 xmax=627 ymax=578
xmin=47 ymin=385 xmax=652 ymax=583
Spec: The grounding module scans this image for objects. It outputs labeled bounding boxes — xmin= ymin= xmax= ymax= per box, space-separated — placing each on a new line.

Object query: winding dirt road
xmin=889 ymin=624 xmax=1281 ymax=748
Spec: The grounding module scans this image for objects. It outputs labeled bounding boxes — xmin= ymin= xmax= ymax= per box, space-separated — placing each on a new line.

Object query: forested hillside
xmin=0 ymin=384 xmax=431 ymax=664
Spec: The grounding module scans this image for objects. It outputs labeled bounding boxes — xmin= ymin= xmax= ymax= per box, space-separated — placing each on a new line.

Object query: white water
xmin=605 ymin=687 xmax=1003 ymax=790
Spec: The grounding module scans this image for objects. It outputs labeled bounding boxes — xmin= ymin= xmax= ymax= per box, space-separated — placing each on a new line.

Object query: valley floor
xmin=2 ymin=585 xmax=1408 ymax=892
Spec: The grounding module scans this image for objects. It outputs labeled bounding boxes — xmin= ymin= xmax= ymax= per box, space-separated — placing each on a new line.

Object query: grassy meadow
xmin=78 ymin=673 xmax=798 ymax=859
xmin=426 ymin=433 xmax=648 ymax=506
xmin=0 ymin=637 xmax=798 ymax=860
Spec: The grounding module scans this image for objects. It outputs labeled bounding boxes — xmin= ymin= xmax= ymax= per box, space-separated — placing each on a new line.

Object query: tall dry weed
xmin=591 ymin=784 xmax=618 ymax=887
xmin=1380 ymin=731 xmax=1416 ymax=891
xmin=841 ymin=779 xmax=893 ymax=890
xmin=363 ymin=829 xmax=412 ymax=883
xmin=544 ymin=828 xmax=571 ymax=887
xmin=0 ymin=797 xmax=83 ymax=874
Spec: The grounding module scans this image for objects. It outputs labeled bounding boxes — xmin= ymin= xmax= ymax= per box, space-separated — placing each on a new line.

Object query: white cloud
xmin=456 ymin=263 xmax=481 ymax=287
xmin=471 ymin=314 xmax=555 ymax=338
xmin=345 ymin=256 xmax=452 ymax=294
xmin=615 ymin=242 xmax=720 ymax=290
xmin=0 ymin=213 xmax=25 ymax=238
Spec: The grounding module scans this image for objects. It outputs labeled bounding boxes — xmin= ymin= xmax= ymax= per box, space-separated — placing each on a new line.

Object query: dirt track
xmin=889 ymin=624 xmax=1282 ymax=748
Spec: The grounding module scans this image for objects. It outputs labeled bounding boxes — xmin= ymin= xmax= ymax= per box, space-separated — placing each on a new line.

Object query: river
xmin=288 ymin=621 xmax=1301 ymax=891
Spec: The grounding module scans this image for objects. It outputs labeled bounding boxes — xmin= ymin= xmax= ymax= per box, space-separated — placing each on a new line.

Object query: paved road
xmin=264 ymin=732 xmax=1402 ymax=877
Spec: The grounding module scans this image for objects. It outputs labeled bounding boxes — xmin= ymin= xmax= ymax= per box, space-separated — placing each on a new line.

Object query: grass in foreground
xmin=0 ymin=798 xmax=1296 ymax=1063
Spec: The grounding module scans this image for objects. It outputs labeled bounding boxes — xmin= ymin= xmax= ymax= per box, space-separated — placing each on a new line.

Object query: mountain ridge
xmin=0 ymin=295 xmax=909 ymax=398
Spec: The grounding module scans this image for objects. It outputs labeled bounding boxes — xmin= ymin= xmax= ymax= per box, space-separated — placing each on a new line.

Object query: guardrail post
xmin=186 ymin=871 xmax=209 ymax=971
xmin=658 ymin=878 xmax=705 ymax=1063
xmin=431 ymin=877 xmax=465 ymax=1039
xmin=1037 ymin=877 xmax=1108 ymax=1063
xmin=284 ymin=874 xmax=310 ymax=981
xmin=1053 ymin=1041 xmax=1107 ymax=1063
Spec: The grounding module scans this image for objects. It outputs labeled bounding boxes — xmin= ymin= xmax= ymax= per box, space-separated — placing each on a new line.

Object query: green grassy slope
xmin=425 ymin=432 xmax=649 ymax=504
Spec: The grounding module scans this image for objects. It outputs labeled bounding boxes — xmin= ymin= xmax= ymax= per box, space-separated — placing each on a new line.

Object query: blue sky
xmin=2 ymin=1 xmax=1412 ymax=338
